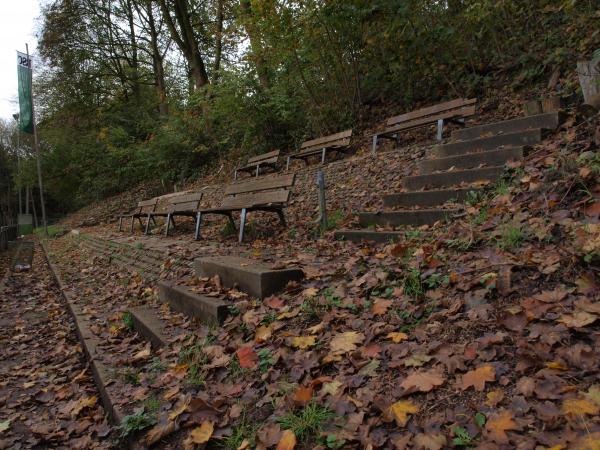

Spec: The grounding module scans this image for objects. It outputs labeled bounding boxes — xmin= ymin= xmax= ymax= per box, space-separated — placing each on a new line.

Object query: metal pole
xmin=12 ymin=114 xmax=22 ymax=215
xmin=26 ymin=43 xmax=47 ymax=235
xmin=316 ymin=170 xmax=327 ymax=232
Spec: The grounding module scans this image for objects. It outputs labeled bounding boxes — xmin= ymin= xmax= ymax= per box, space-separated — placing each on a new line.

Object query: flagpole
xmin=26 ymin=43 xmax=47 ymax=236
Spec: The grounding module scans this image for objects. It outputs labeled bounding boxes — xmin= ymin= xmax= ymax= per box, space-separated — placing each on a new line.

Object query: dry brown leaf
xmin=276 ymin=429 xmax=296 ymax=450
xmin=236 ymin=346 xmax=258 ymax=369
xmin=387 ymin=400 xmax=419 ymax=427
xmin=254 ymin=325 xmax=272 ymax=343
xmin=558 ymin=311 xmax=598 ymax=328
xmin=413 ymin=433 xmax=447 ymax=450
xmin=400 ymin=370 xmax=445 ymax=393
xmin=372 ymin=299 xmax=393 ymax=315
xmin=485 ymin=410 xmax=518 ymax=443
xmin=330 ymin=331 xmax=364 ymax=354
xmin=386 ymin=332 xmax=408 ymax=343
xmin=291 ymin=336 xmax=317 ymax=349
xmin=562 ymin=398 xmax=600 ymax=417
xmin=461 ymin=365 xmax=496 ymax=391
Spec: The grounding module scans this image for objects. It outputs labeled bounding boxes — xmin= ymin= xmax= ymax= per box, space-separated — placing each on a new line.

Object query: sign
xmin=17 ymin=51 xmax=33 ymax=134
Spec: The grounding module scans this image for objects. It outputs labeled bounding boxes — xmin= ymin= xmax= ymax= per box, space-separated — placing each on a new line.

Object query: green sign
xmin=17 ymin=51 xmax=33 ymax=134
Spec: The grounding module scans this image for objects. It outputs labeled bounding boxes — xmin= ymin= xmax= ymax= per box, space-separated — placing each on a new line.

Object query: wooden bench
xmin=118 ymin=198 xmax=158 ymax=233
xmin=286 ymin=129 xmax=352 ymax=169
xmin=143 ymin=192 xmax=204 ymax=236
xmin=234 ymin=150 xmax=281 ymax=180
xmin=372 ymin=98 xmax=477 ymax=153
xmin=195 ymin=174 xmax=295 ymax=243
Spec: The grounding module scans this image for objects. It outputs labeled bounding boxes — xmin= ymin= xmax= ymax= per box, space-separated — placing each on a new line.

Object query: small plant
xmin=446 ymin=237 xmax=475 ymax=251
xmin=147 ymin=357 xmax=166 ymax=373
xmin=257 ymin=348 xmax=274 ymax=373
xmin=496 ymin=225 xmax=524 ymax=250
xmin=228 ymin=305 xmax=240 ymax=316
xmin=324 ymin=434 xmax=346 ymax=449
xmin=465 ymin=190 xmax=483 ymax=206
xmin=403 ymin=268 xmax=423 ymax=299
xmin=228 ymin=355 xmax=249 ymax=379
xmin=122 ymin=311 xmax=134 ymax=331
xmin=260 ymin=312 xmax=278 ymax=326
xmin=405 ymin=230 xmax=422 ymax=239
xmin=287 ymin=227 xmax=298 ymax=239
xmin=221 ymin=410 xmax=258 ymax=449
xmin=220 ymin=221 xmax=237 ymax=238
xmin=452 ymin=426 xmax=475 ymax=447
xmin=122 ymin=368 xmax=141 ymax=386
xmin=179 ymin=338 xmax=212 ymax=386
xmin=371 ymin=286 xmax=394 ymax=298
xmin=144 ymin=395 xmax=160 ymax=416
xmin=424 ymin=272 xmax=449 ymax=290
xmin=493 ymin=178 xmax=510 ymax=196
xmin=473 ymin=207 xmax=488 ymax=226
xmin=325 ymin=210 xmax=344 ymax=231
xmin=119 ymin=409 xmax=157 ymax=437
xmin=277 ymin=402 xmax=334 ymax=442
xmin=134 ymin=242 xmax=144 ymax=250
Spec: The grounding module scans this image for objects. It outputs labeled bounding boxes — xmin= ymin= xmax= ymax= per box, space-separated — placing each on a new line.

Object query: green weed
xmin=403 ymin=268 xmax=423 ymax=299
xmin=122 ymin=311 xmax=134 ymax=331
xmin=496 ymin=225 xmax=524 ymax=250
xmin=424 ymin=272 xmax=449 ymax=290
xmin=220 ymin=221 xmax=237 ymax=237
xmin=119 ymin=409 xmax=157 ymax=437
xmin=325 ymin=210 xmax=344 ymax=231
xmin=122 ymin=368 xmax=141 ymax=386
xmin=257 ymin=349 xmax=274 ymax=373
xmin=452 ymin=426 xmax=475 ymax=447
xmin=221 ymin=410 xmax=258 ymax=449
xmin=277 ymin=402 xmax=334 ymax=442
xmin=446 ymin=237 xmax=475 ymax=251
xmin=147 ymin=357 xmax=166 ymax=373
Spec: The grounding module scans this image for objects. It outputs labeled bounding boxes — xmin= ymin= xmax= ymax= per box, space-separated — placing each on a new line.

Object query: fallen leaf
xmin=461 ymin=365 xmax=496 ymax=391
xmin=133 ymin=342 xmax=152 ymax=361
xmin=189 ymin=421 xmax=214 ymax=444
xmin=413 ymin=433 xmax=447 ymax=450
xmin=146 ymin=421 xmax=177 ymax=445
xmin=558 ymin=311 xmax=598 ymax=328
xmin=236 ymin=346 xmax=258 ymax=369
xmin=562 ymin=398 xmax=600 ymax=417
xmin=292 ymin=386 xmax=313 ymax=405
xmin=400 ymin=370 xmax=445 ymax=393
xmin=70 ymin=395 xmax=97 ymax=418
xmin=276 ymin=429 xmax=296 ymax=450
xmin=291 ymin=336 xmax=316 ymax=349
xmin=386 ymin=332 xmax=409 ymax=343
xmin=372 ymin=299 xmax=393 ymax=315
xmin=388 ymin=400 xmax=419 ymax=426
xmin=0 ymin=420 xmax=10 ymax=433
xmin=255 ymin=325 xmax=272 ymax=343
xmin=330 ymin=331 xmax=364 ymax=354
xmin=486 ymin=390 xmax=505 ymax=407
xmin=485 ymin=410 xmax=518 ymax=443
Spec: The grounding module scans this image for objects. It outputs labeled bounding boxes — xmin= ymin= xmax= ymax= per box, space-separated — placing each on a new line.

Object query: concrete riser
xmin=358 ymin=209 xmax=459 ymax=227
xmin=403 ymin=166 xmax=503 ymax=190
xmin=419 ymin=147 xmax=523 ymax=173
xmin=158 ymin=281 xmax=228 ymax=326
xmin=435 ymin=129 xmax=542 ymax=157
xmin=130 ymin=307 xmax=169 ymax=348
xmin=383 ymin=188 xmax=479 ymax=208
xmin=194 ymin=256 xmax=304 ymax=299
xmin=334 ymin=230 xmax=406 ymax=244
xmin=452 ymin=111 xmax=562 ymax=141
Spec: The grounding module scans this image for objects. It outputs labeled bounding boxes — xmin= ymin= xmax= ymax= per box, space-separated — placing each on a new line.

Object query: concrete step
xmin=194 ymin=256 xmax=304 ymax=299
xmin=435 ymin=129 xmax=542 ymax=158
xmin=129 ymin=306 xmax=170 ymax=348
xmin=383 ymin=188 xmax=480 ymax=208
xmin=334 ymin=230 xmax=407 ymax=244
xmin=358 ymin=208 xmax=460 ymax=227
xmin=403 ymin=166 xmax=504 ymax=191
xmin=452 ymin=111 xmax=563 ymax=141
xmin=158 ymin=280 xmax=228 ymax=325
xmin=419 ymin=147 xmax=523 ymax=173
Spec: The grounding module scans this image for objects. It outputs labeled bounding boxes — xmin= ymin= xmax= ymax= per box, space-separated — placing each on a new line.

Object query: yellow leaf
xmin=585 ymin=385 xmax=600 ymax=407
xmin=485 ymin=410 xmax=518 ymax=443
xmin=330 ymin=331 xmax=364 ymax=354
xmin=133 ymin=342 xmax=152 ymax=361
xmin=302 ymin=287 xmax=319 ymax=298
xmin=70 ymin=395 xmax=98 ymax=418
xmin=574 ymin=432 xmax=600 ymax=450
xmin=254 ymin=325 xmax=272 ymax=343
xmin=546 ymin=361 xmax=568 ymax=371
xmin=189 ymin=421 xmax=214 ymax=444
xmin=562 ymin=398 xmax=600 ymax=417
xmin=461 ymin=365 xmax=496 ymax=391
xmin=388 ymin=400 xmax=419 ymax=427
xmin=322 ymin=380 xmax=342 ymax=396
xmin=386 ymin=332 xmax=408 ymax=343
xmin=485 ymin=390 xmax=504 ymax=407
xmin=291 ymin=336 xmax=316 ymax=349
xmin=276 ymin=429 xmax=296 ymax=450
xmin=168 ymin=397 xmax=191 ymax=421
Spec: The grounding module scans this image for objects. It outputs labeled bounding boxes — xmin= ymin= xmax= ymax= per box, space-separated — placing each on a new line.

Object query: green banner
xmin=17 ymin=52 xmax=33 ymax=134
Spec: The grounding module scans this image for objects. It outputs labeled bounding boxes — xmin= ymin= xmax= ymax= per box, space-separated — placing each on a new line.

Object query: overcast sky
xmin=0 ymin=1 xmax=41 ymax=121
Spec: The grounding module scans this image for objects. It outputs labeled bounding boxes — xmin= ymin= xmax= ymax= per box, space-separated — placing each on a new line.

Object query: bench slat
xmin=170 ymin=201 xmax=201 ymax=213
xmin=384 ymin=105 xmax=476 ymax=134
xmin=225 ymin=174 xmax=295 ymax=196
xmin=296 ymin=138 xmax=351 ymax=158
xmin=300 ymin=129 xmax=352 ymax=151
xmin=386 ymin=98 xmax=477 ymax=126
xmin=220 ymin=190 xmax=290 ymax=209
xmin=169 ymin=192 xmax=203 ymax=205
xmin=246 ymin=149 xmax=280 ymax=165
xmin=238 ymin=156 xmax=279 ymax=171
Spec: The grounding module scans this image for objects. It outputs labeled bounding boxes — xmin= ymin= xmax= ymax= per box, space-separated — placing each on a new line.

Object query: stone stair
xmin=336 ymin=112 xmax=562 ymax=243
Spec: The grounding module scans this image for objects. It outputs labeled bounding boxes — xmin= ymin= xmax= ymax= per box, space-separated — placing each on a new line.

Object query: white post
xmin=26 ymin=43 xmax=47 ymax=236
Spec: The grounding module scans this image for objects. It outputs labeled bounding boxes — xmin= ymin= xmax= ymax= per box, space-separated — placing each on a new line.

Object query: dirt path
xmin=0 ymin=239 xmax=113 ymax=449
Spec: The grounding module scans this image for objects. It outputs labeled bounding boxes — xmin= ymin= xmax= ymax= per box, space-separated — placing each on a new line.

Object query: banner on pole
xmin=17 ymin=51 xmax=33 ymax=134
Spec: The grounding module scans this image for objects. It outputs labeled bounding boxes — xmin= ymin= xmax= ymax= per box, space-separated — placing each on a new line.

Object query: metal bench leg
xmin=194 ymin=212 xmax=202 ymax=240
xmin=372 ymin=135 xmax=378 ymax=154
xmin=436 ymin=119 xmax=444 ymax=141
xmin=394 ymin=133 xmax=400 ymax=147
xmin=276 ymin=209 xmax=286 ymax=226
xmin=130 ymin=216 xmax=135 ymax=233
xmin=145 ymin=214 xmax=151 ymax=235
xmin=165 ymin=213 xmax=171 ymax=236
xmin=321 ymin=148 xmax=326 ymax=164
xmin=170 ymin=216 xmax=176 ymax=229
xmin=234 ymin=169 xmax=238 ymax=180
xmin=286 ymin=156 xmax=291 ymax=171
xmin=256 ymin=163 xmax=260 ymax=177
xmin=239 ymin=208 xmax=247 ymax=243
xmin=118 ymin=217 xmax=122 ymax=232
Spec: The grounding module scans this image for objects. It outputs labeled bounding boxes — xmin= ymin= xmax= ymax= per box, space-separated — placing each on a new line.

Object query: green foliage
xmin=119 ymin=408 xmax=157 ymax=437
xmin=496 ymin=225 xmax=524 ymax=250
xmin=257 ymin=349 xmax=274 ymax=374
xmin=221 ymin=410 xmax=258 ymax=449
xmin=403 ymin=268 xmax=424 ymax=299
xmin=325 ymin=210 xmax=344 ymax=231
xmin=122 ymin=312 xmax=134 ymax=331
xmin=452 ymin=426 xmax=475 ymax=447
xmin=277 ymin=402 xmax=334 ymax=442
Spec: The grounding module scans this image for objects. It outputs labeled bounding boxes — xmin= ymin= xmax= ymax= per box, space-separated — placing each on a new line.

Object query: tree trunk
xmin=124 ymin=0 xmax=141 ymax=101
xmin=213 ymin=0 xmax=224 ymax=81
xmin=239 ymin=0 xmax=270 ymax=90
xmin=146 ymin=0 xmax=169 ymax=115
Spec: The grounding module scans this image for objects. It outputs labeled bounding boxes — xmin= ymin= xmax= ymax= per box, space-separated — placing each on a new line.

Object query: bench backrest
xmin=246 ymin=149 xmax=280 ymax=166
xmin=222 ymin=174 xmax=295 ymax=209
xmin=138 ymin=198 xmax=158 ymax=214
xmin=386 ymin=98 xmax=477 ymax=128
xmin=168 ymin=192 xmax=204 ymax=213
xmin=300 ymin=129 xmax=352 ymax=153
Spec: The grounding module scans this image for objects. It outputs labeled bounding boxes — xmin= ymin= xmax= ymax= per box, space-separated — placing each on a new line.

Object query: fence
xmin=0 ymin=225 xmax=18 ymax=252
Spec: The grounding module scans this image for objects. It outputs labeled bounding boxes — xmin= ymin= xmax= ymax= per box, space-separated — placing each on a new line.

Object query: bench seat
xmin=286 ymin=129 xmax=353 ymax=169
xmin=234 ymin=150 xmax=281 ymax=179
xmin=142 ymin=192 xmax=204 ymax=236
xmin=117 ymin=198 xmax=158 ymax=233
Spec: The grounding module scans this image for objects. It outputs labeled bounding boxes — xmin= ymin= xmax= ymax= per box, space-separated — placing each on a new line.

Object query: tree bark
xmin=145 ymin=0 xmax=169 ymax=114
xmin=239 ymin=0 xmax=270 ymax=90
xmin=213 ymin=0 xmax=224 ymax=81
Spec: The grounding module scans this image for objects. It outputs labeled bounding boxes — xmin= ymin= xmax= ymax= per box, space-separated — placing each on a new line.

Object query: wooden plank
xmin=296 ymin=138 xmax=351 ymax=157
xmin=138 ymin=198 xmax=157 ymax=207
xmin=300 ymin=129 xmax=352 ymax=150
xmin=247 ymin=149 xmax=280 ymax=165
xmin=221 ymin=190 xmax=290 ymax=209
xmin=170 ymin=201 xmax=201 ymax=213
xmin=386 ymin=98 xmax=476 ymax=126
xmin=225 ymin=174 xmax=295 ymax=196
xmin=169 ymin=192 xmax=203 ymax=205
xmin=383 ymin=105 xmax=476 ymax=135
xmin=238 ymin=156 xmax=279 ymax=171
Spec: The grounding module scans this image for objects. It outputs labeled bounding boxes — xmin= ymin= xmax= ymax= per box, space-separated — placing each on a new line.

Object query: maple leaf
xmin=276 ymin=429 xmax=297 ymax=450
xmin=388 ymin=400 xmax=419 ymax=426
xmin=329 ymin=331 xmax=364 ymax=354
xmin=169 ymin=396 xmax=191 ymax=421
xmin=372 ymin=299 xmax=393 ymax=315
xmin=413 ymin=433 xmax=447 ymax=450
xmin=254 ymin=325 xmax=272 ymax=343
xmin=485 ymin=410 xmax=518 ymax=443
xmin=386 ymin=332 xmax=408 ymax=343
xmin=400 ymin=370 xmax=445 ymax=393
xmin=461 ymin=365 xmax=496 ymax=391
xmin=145 ymin=421 xmax=177 ymax=445
xmin=70 ymin=395 xmax=97 ymax=418
xmin=302 ymin=287 xmax=319 ymax=298
xmin=291 ymin=336 xmax=316 ymax=349
xmin=485 ymin=390 xmax=505 ymax=407
xmin=236 ymin=346 xmax=258 ymax=369
xmin=558 ymin=311 xmax=598 ymax=328
xmin=585 ymin=385 xmax=600 ymax=407
xmin=562 ymin=398 xmax=600 ymax=417
xmin=292 ymin=386 xmax=313 ymax=405
xmin=403 ymin=353 xmax=432 ymax=367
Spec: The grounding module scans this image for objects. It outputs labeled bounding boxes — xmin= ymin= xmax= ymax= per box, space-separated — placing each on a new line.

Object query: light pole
xmin=12 ymin=113 xmax=22 ymax=215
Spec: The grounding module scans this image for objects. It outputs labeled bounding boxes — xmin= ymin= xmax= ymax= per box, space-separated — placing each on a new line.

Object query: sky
xmin=0 ymin=0 xmax=41 ymax=121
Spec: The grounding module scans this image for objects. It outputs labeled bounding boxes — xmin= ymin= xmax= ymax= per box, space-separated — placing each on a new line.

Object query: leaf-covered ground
xmin=15 ymin=110 xmax=600 ymax=449
xmin=0 ymin=240 xmax=111 ymax=449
